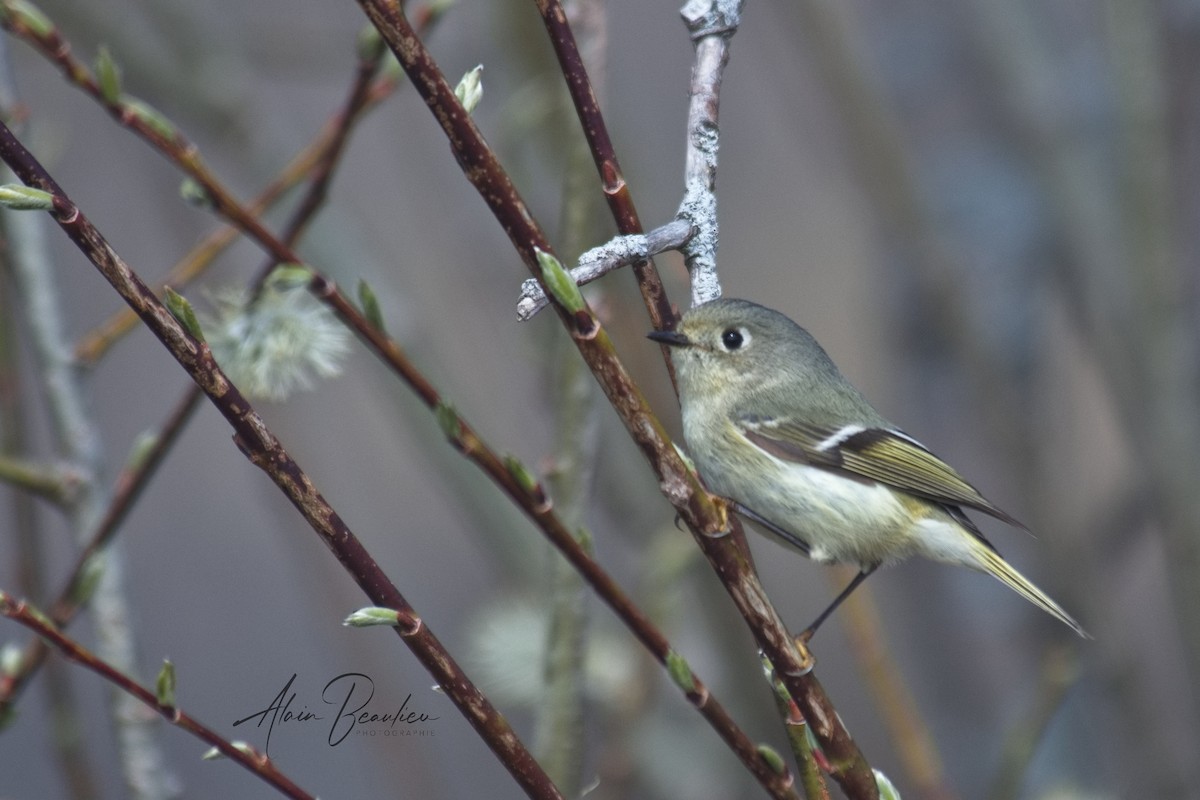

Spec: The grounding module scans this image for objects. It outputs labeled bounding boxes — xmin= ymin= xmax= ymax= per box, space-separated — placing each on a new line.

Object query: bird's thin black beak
xmin=647 ymin=329 xmax=691 ymax=348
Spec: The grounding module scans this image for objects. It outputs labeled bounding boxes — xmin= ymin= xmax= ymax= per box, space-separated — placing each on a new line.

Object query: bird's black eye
xmin=721 ymin=328 xmax=745 ymax=350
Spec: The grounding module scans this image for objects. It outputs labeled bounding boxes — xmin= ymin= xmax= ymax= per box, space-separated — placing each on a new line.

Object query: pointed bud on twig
xmin=575 ymin=526 xmax=594 ymax=553
xmin=874 ymin=769 xmax=902 ymax=799
xmin=503 ymin=455 xmax=550 ymax=512
xmin=342 ymin=607 xmax=401 ymax=628
xmin=534 ymin=248 xmax=585 ymax=314
xmin=756 ymin=744 xmax=787 ymax=775
xmin=0 ymin=183 xmax=54 ymax=210
xmin=265 ymin=263 xmax=313 ymax=290
xmin=204 ymin=743 xmax=234 ymax=761
xmin=665 ymin=650 xmax=696 ymax=694
xmin=357 ymin=279 xmax=386 ymax=333
xmin=454 ymin=65 xmax=483 ymax=114
xmin=124 ymin=97 xmax=179 ymax=142
xmin=202 ymin=741 xmax=255 ymax=761
xmin=163 ymin=287 xmax=206 ymax=343
xmin=95 ymin=45 xmax=122 ymax=105
xmin=179 ymin=177 xmax=213 ymax=209
xmin=435 ymin=400 xmax=463 ymax=445
xmin=125 ymin=430 xmax=160 ymax=473
xmin=70 ymin=552 xmax=106 ymax=606
xmin=0 ymin=1 xmax=54 ymax=39
xmin=156 ymin=659 xmax=176 ymax=708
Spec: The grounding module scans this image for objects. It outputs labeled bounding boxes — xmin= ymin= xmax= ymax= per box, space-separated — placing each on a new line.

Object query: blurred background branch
xmin=0 ymin=30 xmax=175 ymax=798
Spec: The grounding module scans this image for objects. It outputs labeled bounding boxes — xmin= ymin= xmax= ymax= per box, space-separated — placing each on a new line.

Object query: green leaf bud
xmin=95 ymin=45 xmax=122 ymax=105
xmin=0 ymin=183 xmax=53 ymax=210
xmin=163 ymin=287 xmax=206 ymax=343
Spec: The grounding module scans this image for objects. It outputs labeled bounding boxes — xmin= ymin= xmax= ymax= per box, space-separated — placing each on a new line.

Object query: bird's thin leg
xmin=798 ymin=565 xmax=878 ymax=643
xmin=731 ymin=502 xmax=811 ymax=556
xmin=729 ymin=501 xmax=877 ymax=643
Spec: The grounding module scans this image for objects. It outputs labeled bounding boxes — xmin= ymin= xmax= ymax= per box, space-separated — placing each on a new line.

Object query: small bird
xmin=648 ymin=298 xmax=1087 ymax=639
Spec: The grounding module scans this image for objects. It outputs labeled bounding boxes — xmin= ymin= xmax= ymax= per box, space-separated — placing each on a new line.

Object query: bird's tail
xmin=973 ymin=545 xmax=1091 ymax=638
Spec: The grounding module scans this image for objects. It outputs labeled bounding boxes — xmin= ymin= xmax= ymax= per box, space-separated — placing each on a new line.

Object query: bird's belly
xmin=693 ymin=434 xmax=915 ymax=567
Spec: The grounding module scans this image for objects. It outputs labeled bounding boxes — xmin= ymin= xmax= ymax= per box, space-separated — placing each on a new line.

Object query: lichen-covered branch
xmin=516 ymin=220 xmax=694 ymax=320
xmin=676 ymin=0 xmax=741 ymax=307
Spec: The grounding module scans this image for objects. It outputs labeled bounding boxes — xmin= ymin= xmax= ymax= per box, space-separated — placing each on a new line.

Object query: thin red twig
xmin=0 ymin=593 xmax=317 ymax=800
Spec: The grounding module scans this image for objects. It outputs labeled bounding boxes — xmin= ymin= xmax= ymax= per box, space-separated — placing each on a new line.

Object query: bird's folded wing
xmin=737 ymin=416 xmax=1024 ymax=528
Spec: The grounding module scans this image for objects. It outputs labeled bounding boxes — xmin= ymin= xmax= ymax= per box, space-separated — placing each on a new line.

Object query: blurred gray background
xmin=1 ymin=0 xmax=1196 ymax=798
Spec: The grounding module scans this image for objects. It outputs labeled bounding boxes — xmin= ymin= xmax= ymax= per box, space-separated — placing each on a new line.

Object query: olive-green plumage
xmin=650 ymin=298 xmax=1087 ymax=637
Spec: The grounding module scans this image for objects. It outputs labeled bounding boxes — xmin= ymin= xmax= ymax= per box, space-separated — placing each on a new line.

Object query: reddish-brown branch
xmin=533 ymin=0 xmax=675 ymax=334
xmin=276 ymin=45 xmax=383 ymax=250
xmin=0 ymin=3 xmax=435 ymax=299
xmin=0 ymin=593 xmax=316 ymax=800
xmin=69 ymin=4 xmax=443 ymax=364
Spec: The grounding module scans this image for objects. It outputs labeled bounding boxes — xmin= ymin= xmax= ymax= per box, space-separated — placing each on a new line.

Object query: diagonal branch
xmin=315 ymin=284 xmax=800 ymax=799
xmin=353 ymin=2 xmax=879 ymax=796
xmin=4 ymin=1 xmax=437 ymax=714
xmin=0 ymin=120 xmax=565 ymax=800
xmin=0 ymin=592 xmax=317 ymax=800
xmin=0 ymin=387 xmax=202 ymax=714
xmin=533 ymin=0 xmax=675 ymax=334
xmin=67 ymin=5 xmax=443 ymax=363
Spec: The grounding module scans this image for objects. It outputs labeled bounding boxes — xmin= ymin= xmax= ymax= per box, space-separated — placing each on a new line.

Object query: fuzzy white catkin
xmin=203 ymin=283 xmax=349 ymax=402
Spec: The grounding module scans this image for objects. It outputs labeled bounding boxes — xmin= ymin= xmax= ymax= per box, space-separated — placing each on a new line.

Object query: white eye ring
xmin=720 ymin=327 xmax=750 ymax=351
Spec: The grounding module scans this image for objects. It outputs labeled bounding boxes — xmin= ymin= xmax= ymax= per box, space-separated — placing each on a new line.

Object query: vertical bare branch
xmin=676 ymin=0 xmax=742 ymax=307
